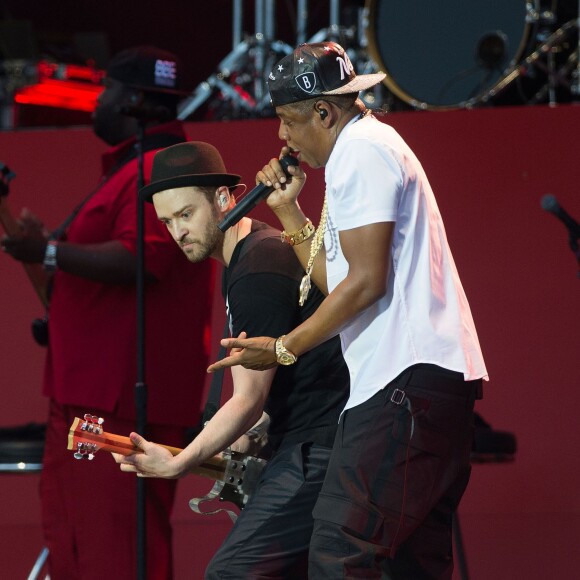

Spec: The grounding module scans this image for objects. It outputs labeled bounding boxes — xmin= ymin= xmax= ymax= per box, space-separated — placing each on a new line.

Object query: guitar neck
xmin=0 ymin=202 xmax=49 ymax=308
xmin=67 ymin=419 xmax=229 ymax=482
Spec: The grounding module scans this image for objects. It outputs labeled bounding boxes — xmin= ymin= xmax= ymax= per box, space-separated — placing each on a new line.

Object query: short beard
xmin=180 ymin=210 xmax=222 ymax=263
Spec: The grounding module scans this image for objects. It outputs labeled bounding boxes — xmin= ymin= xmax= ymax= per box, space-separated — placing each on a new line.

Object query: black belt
xmin=392 ymin=363 xmax=483 ymax=400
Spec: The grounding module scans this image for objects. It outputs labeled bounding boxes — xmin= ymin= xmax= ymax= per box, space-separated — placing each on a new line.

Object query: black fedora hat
xmin=140 ymin=141 xmax=241 ymax=203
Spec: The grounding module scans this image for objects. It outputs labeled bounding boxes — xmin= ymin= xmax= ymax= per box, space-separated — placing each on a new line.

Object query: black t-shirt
xmin=222 ymin=221 xmax=349 ymax=450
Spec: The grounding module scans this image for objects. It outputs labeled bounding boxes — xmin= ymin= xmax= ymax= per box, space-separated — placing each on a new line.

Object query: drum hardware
xmin=290 ymin=0 xmax=362 ymax=52
xmin=0 ymin=60 xmax=38 ymax=93
xmin=177 ymin=0 xmax=388 ymax=120
xmin=177 ymin=0 xmax=293 ymax=121
xmin=306 ymin=0 xmax=351 ymax=44
xmin=453 ymin=414 xmax=518 ymax=580
xmin=480 ymin=19 xmax=578 ymax=106
xmin=476 ymin=32 xmax=510 ymax=71
xmin=365 ymin=0 xmax=578 ymax=110
xmin=180 ymin=0 xmax=577 ymax=117
xmin=452 ymin=31 xmax=513 ymax=106
xmin=306 ymin=1 xmax=388 ymax=111
xmin=570 ymin=0 xmax=580 ymax=95
xmin=306 ymin=9 xmax=361 ymax=91
xmin=0 ymin=422 xmax=48 ymax=579
xmin=528 ymin=50 xmax=579 ymax=105
xmin=0 ymin=59 xmax=103 ymax=129
xmin=364 ymin=0 xmax=536 ymax=110
xmin=525 ymin=0 xmax=556 ymax=25
xmin=0 ymin=59 xmax=38 ymax=129
xmin=528 ymin=3 xmax=565 ymax=106
xmin=355 ymin=4 xmax=389 ymax=110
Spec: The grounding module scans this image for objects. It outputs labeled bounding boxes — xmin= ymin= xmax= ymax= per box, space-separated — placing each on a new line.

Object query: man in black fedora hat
xmin=208 ymin=41 xmax=489 ymax=578
xmin=1 ymin=47 xmax=214 ymax=579
xmin=115 ymin=140 xmax=350 ymax=579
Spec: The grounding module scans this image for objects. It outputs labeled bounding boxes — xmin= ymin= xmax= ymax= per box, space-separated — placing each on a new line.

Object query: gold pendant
xmin=299 ymin=273 xmax=311 ymax=306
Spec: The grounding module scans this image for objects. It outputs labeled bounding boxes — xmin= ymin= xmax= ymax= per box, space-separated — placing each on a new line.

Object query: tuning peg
xmin=81 ymin=414 xmax=104 ymax=433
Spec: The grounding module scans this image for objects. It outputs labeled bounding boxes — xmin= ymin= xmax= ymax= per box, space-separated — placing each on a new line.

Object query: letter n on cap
xmin=295 ymin=72 xmax=316 ymax=94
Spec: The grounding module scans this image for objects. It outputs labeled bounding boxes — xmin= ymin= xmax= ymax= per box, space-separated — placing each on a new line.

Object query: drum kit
xmin=366 ymin=0 xmax=579 ymax=110
xmin=177 ymin=0 xmax=579 ymax=120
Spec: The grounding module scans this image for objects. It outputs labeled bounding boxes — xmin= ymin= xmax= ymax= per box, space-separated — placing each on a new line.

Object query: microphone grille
xmin=541 ymin=194 xmax=559 ymax=212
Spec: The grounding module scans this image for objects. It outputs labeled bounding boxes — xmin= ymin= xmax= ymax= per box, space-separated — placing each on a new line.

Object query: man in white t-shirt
xmin=209 ymin=41 xmax=488 ymax=579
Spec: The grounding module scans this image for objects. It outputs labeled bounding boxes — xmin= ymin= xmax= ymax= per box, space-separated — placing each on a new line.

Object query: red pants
xmin=40 ymin=400 xmax=185 ymax=580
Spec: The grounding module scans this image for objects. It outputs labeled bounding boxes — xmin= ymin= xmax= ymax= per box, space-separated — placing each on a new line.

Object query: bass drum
xmin=365 ymin=0 xmax=553 ymax=110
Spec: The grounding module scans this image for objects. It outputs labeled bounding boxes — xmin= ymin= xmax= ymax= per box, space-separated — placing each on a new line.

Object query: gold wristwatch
xmin=275 ymin=335 xmax=298 ymax=365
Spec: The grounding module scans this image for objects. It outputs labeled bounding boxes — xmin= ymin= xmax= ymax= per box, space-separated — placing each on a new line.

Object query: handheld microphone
xmin=541 ymin=194 xmax=580 ymax=240
xmin=218 ymin=155 xmax=299 ymax=232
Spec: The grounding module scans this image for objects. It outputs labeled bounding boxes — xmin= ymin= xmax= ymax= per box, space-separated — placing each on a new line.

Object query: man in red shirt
xmin=1 ymin=47 xmax=214 ymax=579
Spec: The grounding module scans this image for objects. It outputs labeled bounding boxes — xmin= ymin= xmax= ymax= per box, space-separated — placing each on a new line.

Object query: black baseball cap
xmin=106 ymin=45 xmax=187 ymax=95
xmin=268 ymin=42 xmax=386 ymax=108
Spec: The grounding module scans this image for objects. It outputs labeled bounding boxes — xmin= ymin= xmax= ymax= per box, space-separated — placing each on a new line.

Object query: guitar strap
xmin=200 ymin=228 xmax=279 ymax=426
xmin=31 ymin=133 xmax=185 ymax=347
xmin=49 ymin=132 xmax=185 ymax=242
xmin=194 ymin=228 xmax=279 ymax=523
xmin=201 ymin=319 xmax=230 ymax=427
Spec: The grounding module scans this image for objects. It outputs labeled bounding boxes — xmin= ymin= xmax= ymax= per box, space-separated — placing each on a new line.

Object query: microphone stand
xmin=121 ymin=103 xmax=182 ymax=579
xmin=135 ymin=119 xmax=148 ymax=580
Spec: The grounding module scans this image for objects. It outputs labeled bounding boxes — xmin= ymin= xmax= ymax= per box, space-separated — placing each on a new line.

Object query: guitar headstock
xmin=67 ymin=414 xmax=105 ymax=460
xmin=0 ymin=162 xmax=16 ymax=198
xmin=67 ymin=414 xmax=138 ymax=460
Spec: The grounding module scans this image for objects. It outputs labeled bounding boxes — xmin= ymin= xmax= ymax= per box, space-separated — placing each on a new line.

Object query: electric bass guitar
xmin=0 ymin=162 xmax=49 ymax=307
xmin=67 ymin=414 xmax=267 ymax=520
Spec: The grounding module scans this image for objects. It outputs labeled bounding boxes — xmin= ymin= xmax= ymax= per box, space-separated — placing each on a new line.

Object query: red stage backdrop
xmin=0 ymin=105 xmax=578 ymax=579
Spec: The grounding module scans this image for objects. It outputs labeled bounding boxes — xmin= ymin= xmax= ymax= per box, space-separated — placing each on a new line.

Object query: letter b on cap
xmin=295 ymin=72 xmax=316 ymax=94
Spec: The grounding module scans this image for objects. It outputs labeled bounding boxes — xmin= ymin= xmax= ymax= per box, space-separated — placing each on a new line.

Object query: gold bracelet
xmin=281 ymin=219 xmax=315 ymax=246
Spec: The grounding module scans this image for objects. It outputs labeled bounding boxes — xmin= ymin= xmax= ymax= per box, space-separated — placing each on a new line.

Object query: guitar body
xmin=189 ymin=448 xmax=267 ymax=520
xmin=68 ymin=415 xmax=267 ymax=516
xmin=0 ymin=165 xmax=49 ymax=307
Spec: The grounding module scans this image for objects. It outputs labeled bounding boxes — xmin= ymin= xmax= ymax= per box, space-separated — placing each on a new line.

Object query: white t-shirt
xmin=324 ymin=114 xmax=488 ymax=411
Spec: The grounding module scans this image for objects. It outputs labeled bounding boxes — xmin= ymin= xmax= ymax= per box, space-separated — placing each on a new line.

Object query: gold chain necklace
xmin=299 ymin=194 xmax=328 ymax=306
xmin=298 ymin=108 xmax=368 ymax=306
